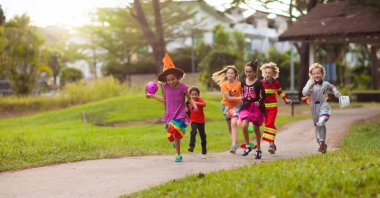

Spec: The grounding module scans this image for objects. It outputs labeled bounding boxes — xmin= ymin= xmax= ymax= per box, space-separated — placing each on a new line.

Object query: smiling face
xmin=311 ymin=68 xmax=323 ymax=82
xmin=190 ymin=90 xmax=199 ymax=101
xmin=262 ymin=67 xmax=274 ymax=81
xmin=226 ymin=68 xmax=237 ymax=81
xmin=165 ymin=74 xmax=179 ymax=87
xmin=244 ymin=66 xmax=256 ymax=79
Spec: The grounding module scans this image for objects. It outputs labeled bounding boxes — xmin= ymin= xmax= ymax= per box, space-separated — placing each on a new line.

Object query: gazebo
xmin=279 ymin=1 xmax=380 ymax=89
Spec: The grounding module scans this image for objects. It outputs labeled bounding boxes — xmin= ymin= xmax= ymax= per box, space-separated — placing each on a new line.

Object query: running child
xmin=302 ymin=63 xmax=341 ymax=153
xmin=146 ymin=53 xmax=198 ymax=162
xmin=211 ymin=65 xmax=242 ymax=153
xmin=260 ymin=62 xmax=292 ymax=154
xmin=238 ymin=60 xmax=266 ymax=159
xmin=187 ymin=87 xmax=207 ymax=155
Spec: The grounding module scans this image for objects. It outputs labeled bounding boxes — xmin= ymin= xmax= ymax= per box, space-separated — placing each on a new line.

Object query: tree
xmin=1 ymin=15 xmax=50 ymax=95
xmin=0 ymin=5 xmax=6 ymax=75
xmin=60 ymin=67 xmax=83 ymax=86
xmin=132 ymin=0 xmax=197 ymax=74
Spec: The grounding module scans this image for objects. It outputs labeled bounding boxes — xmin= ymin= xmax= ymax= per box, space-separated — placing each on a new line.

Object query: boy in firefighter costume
xmin=302 ymin=63 xmax=341 ymax=153
xmin=260 ymin=62 xmax=292 ymax=154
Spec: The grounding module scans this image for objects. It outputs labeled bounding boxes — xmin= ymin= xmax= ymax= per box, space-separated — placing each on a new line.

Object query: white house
xmin=167 ymin=1 xmax=292 ymax=53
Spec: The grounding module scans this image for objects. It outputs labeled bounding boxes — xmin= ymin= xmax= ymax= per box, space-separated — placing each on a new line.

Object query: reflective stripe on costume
xmin=265 ymin=89 xmax=276 ymax=94
xmin=280 ymin=92 xmax=286 ymax=98
xmin=265 ymin=103 xmax=277 ymax=107
xmin=263 ymin=133 xmax=275 ymax=142
xmin=264 ymin=127 xmax=276 ymax=133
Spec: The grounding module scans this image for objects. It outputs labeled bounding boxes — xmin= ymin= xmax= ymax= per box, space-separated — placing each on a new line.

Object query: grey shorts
xmin=221 ymin=103 xmax=242 ymax=121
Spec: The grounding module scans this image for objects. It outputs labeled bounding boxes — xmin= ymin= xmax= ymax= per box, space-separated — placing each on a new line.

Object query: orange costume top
xmin=220 ymin=81 xmax=242 ymax=107
xmin=260 ymin=79 xmax=287 ymax=108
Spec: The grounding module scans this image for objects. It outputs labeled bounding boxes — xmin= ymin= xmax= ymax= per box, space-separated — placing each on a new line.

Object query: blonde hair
xmin=211 ymin=65 xmax=239 ymax=86
xmin=309 ymin=63 xmax=326 ymax=79
xmin=260 ymin=62 xmax=280 ymax=79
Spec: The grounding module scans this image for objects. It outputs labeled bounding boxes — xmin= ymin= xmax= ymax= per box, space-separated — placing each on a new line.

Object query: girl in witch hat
xmin=146 ymin=53 xmax=198 ymax=162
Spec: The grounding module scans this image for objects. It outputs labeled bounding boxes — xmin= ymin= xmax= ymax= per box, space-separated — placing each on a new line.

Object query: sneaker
xmin=268 ymin=144 xmax=277 ymax=154
xmin=188 ymin=147 xmax=194 ymax=152
xmin=242 ymin=146 xmax=252 ymax=156
xmin=175 ymin=154 xmax=183 ymax=162
xmin=254 ymin=149 xmax=262 ymax=159
xmin=230 ymin=145 xmax=237 ymax=153
xmin=321 ymin=144 xmax=328 ymax=154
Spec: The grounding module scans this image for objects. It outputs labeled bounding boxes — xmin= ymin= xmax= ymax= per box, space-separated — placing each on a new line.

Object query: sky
xmin=0 ymin=0 xmax=292 ymax=28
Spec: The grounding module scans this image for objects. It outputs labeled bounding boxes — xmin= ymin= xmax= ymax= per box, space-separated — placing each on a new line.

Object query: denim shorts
xmin=221 ymin=103 xmax=242 ymax=121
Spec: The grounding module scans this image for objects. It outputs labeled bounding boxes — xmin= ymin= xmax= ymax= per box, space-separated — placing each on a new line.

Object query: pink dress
xmin=238 ymin=80 xmax=266 ymax=126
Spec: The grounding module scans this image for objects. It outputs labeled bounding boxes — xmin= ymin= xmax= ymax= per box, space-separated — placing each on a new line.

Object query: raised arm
xmin=302 ymin=80 xmax=314 ymax=97
xmin=185 ymin=91 xmax=198 ymax=112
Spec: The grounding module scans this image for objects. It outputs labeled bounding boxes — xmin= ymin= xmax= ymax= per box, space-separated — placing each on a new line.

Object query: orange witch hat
xmin=157 ymin=52 xmax=184 ymax=82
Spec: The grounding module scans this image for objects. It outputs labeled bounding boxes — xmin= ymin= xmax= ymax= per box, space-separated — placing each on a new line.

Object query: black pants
xmin=189 ymin=122 xmax=207 ymax=149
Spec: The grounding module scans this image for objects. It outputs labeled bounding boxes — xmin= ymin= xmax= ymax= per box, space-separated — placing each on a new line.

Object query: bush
xmin=60 ymin=67 xmax=83 ymax=86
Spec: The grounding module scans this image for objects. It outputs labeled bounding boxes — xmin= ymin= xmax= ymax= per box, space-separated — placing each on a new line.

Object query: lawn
xmin=125 ymin=117 xmax=380 ymax=198
xmin=0 ymin=93 xmax=308 ymax=172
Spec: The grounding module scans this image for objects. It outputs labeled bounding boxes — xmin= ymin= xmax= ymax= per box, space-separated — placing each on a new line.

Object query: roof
xmin=279 ymin=2 xmax=380 ymax=44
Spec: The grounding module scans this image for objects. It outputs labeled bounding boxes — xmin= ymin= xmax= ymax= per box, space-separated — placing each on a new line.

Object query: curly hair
xmin=308 ymin=63 xmax=326 ymax=79
xmin=260 ymin=62 xmax=280 ymax=79
xmin=211 ymin=65 xmax=239 ymax=86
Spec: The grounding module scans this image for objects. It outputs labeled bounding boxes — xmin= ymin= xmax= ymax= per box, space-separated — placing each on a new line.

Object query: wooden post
xmin=370 ymin=45 xmax=379 ymax=90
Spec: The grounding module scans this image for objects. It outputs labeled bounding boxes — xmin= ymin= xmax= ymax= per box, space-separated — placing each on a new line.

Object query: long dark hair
xmin=245 ymin=59 xmax=260 ymax=73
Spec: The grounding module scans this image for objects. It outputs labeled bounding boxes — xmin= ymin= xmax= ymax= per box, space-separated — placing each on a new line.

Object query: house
xmin=167 ymin=1 xmax=292 ymax=53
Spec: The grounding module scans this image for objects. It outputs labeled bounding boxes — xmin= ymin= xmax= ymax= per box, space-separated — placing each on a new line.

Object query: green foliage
xmin=0 ymin=77 xmax=125 ymax=117
xmin=1 ymin=15 xmax=49 ymax=95
xmin=126 ymin=120 xmax=380 ymax=198
xmin=62 ymin=77 xmax=122 ymax=103
xmin=199 ymin=50 xmax=239 ymax=88
xmin=60 ymin=67 xmax=83 ymax=85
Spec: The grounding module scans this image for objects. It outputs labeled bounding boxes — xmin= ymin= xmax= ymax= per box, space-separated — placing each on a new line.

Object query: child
xmin=146 ymin=53 xmax=198 ymax=162
xmin=187 ymin=87 xmax=207 ymax=155
xmin=212 ymin=65 xmax=242 ymax=153
xmin=302 ymin=63 xmax=340 ymax=153
xmin=260 ymin=62 xmax=292 ymax=154
xmin=238 ymin=60 xmax=266 ymax=159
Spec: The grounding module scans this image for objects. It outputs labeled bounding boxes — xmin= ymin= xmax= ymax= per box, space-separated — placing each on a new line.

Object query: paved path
xmin=1 ymin=107 xmax=379 ymax=198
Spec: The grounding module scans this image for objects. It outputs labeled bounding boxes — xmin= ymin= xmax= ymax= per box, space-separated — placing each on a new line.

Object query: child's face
xmin=244 ymin=66 xmax=256 ymax=79
xmin=166 ymin=74 xmax=179 ymax=87
xmin=262 ymin=68 xmax=274 ymax=80
xmin=311 ymin=68 xmax=323 ymax=82
xmin=190 ymin=91 xmax=199 ymax=101
xmin=226 ymin=69 xmax=236 ymax=81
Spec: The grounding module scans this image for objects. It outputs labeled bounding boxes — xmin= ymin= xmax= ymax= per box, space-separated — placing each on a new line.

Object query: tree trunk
xmin=296 ymin=42 xmax=310 ymax=97
xmin=370 ymin=45 xmax=379 ymax=90
xmin=133 ymin=0 xmax=166 ymax=75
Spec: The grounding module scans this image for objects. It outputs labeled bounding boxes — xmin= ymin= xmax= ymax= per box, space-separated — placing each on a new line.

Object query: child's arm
xmin=222 ymin=92 xmax=242 ymax=102
xmin=326 ymin=82 xmax=341 ymax=97
xmin=146 ymin=83 xmax=165 ymax=103
xmin=276 ymin=81 xmax=292 ymax=104
xmin=196 ymin=98 xmax=206 ymax=107
xmin=302 ymin=80 xmax=314 ymax=97
xmin=146 ymin=93 xmax=165 ymax=103
xmin=256 ymin=82 xmax=266 ymax=106
xmin=185 ymin=92 xmax=198 ymax=112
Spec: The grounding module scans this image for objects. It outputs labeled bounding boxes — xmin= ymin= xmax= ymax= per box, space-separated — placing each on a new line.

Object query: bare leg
xmin=230 ymin=117 xmax=239 ymax=146
xmin=226 ymin=120 xmax=232 ymax=134
xmin=241 ymin=119 xmax=249 ymax=145
xmin=254 ymin=124 xmax=261 ymax=149
xmin=174 ymin=137 xmax=180 ymax=155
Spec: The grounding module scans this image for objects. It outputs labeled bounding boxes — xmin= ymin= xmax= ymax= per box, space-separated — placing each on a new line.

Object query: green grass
xmin=0 ymin=93 xmax=308 ymax=172
xmin=125 ymin=119 xmax=380 ymax=198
